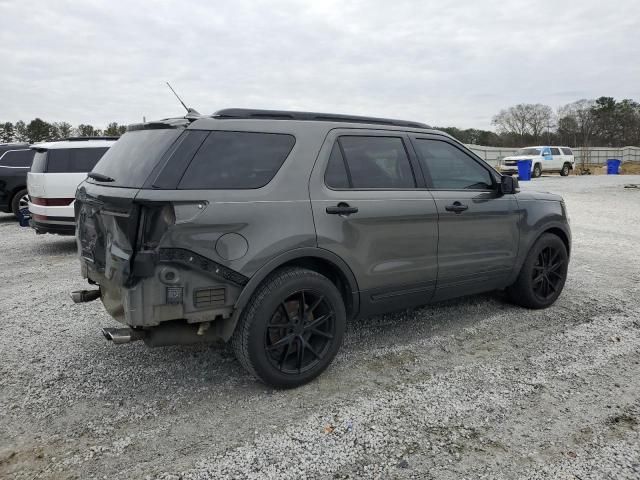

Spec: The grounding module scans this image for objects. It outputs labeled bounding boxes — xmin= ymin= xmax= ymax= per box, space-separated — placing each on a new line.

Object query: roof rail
xmin=213 ymin=108 xmax=430 ymax=129
xmin=65 ymin=136 xmax=120 ymax=141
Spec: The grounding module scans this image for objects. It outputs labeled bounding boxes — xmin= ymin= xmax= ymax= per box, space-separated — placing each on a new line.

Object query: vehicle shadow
xmin=30 ymin=237 xmax=77 ymax=255
xmin=72 ymin=291 xmax=512 ymax=398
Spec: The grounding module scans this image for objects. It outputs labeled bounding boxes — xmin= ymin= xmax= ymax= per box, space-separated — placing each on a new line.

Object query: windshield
xmin=514 ymin=147 xmax=542 ymax=156
xmin=89 ymin=129 xmax=182 ymax=188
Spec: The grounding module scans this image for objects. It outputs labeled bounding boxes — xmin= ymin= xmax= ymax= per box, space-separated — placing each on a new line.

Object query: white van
xmin=500 ymin=146 xmax=575 ymax=178
xmin=27 ymin=138 xmax=116 ymax=235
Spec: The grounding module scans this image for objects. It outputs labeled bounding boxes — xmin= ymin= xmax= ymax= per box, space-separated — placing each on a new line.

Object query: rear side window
xmin=327 ymin=136 xmax=415 ymax=189
xmin=414 ymin=139 xmax=493 ymax=190
xmin=550 ymin=147 xmax=561 ymax=155
xmin=0 ymin=149 xmax=34 ymax=167
xmin=324 ymin=142 xmax=350 ymax=189
xmin=561 ymin=147 xmax=573 ymax=155
xmin=178 ymin=131 xmax=295 ymax=189
xmin=46 ymin=148 xmax=109 ymax=173
xmin=91 ymin=130 xmax=182 ymax=187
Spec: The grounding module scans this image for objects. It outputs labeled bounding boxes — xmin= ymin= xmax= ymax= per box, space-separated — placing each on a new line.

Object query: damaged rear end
xmin=73 ymin=119 xmax=247 ymax=346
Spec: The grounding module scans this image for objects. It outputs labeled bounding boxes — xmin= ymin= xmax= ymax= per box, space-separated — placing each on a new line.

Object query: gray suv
xmin=73 ymin=109 xmax=571 ymax=388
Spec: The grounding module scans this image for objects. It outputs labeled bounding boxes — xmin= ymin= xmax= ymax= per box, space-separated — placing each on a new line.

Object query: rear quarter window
xmin=177 ymin=131 xmax=295 ymax=189
xmin=561 ymin=148 xmax=573 ymax=155
xmin=45 ymin=148 xmax=109 ymax=173
xmin=0 ymin=149 xmax=34 ymax=167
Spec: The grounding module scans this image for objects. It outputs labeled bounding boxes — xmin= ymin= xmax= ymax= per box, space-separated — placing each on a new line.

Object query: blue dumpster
xmin=606 ymin=159 xmax=621 ymax=175
xmin=517 ymin=159 xmax=533 ymax=181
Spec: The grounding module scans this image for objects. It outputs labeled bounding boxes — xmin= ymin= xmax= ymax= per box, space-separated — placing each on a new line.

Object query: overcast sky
xmin=1 ymin=0 xmax=639 ymax=129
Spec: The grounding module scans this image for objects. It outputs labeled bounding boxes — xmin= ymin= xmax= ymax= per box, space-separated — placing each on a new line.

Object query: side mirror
xmin=500 ymin=175 xmax=519 ymax=195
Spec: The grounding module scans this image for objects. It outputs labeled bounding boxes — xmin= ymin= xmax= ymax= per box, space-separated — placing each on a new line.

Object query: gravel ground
xmin=1 ymin=175 xmax=639 ymax=479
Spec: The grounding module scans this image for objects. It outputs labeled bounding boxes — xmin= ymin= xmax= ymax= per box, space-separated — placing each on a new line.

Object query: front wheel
xmin=232 ymin=267 xmax=346 ymax=388
xmin=532 ymin=163 xmax=542 ymax=178
xmin=560 ymin=163 xmax=571 ymax=176
xmin=507 ymin=233 xmax=569 ymax=309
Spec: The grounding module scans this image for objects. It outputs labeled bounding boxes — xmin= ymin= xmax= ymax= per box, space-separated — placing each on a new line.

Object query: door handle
xmin=445 ymin=201 xmax=468 ymax=214
xmin=326 ymin=203 xmax=359 ymax=216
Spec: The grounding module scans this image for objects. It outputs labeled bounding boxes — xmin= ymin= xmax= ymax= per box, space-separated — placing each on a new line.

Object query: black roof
xmin=213 ymin=108 xmax=430 ymax=129
xmin=65 ymin=136 xmax=120 ymax=141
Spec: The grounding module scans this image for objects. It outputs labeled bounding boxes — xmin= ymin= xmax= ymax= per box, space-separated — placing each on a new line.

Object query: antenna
xmin=166 ymin=82 xmax=190 ymax=113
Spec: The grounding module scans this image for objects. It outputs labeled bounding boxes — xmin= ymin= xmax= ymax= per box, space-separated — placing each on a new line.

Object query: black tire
xmin=231 ymin=267 xmax=346 ymax=388
xmin=507 ymin=233 xmax=568 ymax=309
xmin=532 ymin=163 xmax=542 ymax=178
xmin=10 ymin=188 xmax=29 ymax=217
xmin=560 ymin=163 xmax=571 ymax=176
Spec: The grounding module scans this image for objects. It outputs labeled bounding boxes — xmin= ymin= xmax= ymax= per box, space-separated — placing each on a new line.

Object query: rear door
xmin=550 ymin=147 xmax=562 ymax=170
xmin=409 ymin=135 xmax=520 ymax=301
xmin=309 ymin=129 xmax=439 ymax=315
xmin=541 ymin=147 xmax=553 ymax=172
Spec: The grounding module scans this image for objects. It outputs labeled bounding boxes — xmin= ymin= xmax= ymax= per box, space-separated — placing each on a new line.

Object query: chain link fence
xmin=467 ymin=144 xmax=640 ymax=168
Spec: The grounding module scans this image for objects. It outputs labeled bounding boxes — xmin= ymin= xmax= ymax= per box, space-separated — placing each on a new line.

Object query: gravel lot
xmin=1 ymin=175 xmax=639 ymax=479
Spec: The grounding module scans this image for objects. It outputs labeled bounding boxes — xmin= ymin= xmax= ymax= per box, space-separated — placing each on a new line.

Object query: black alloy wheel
xmin=531 ymin=246 xmax=566 ymax=301
xmin=264 ymin=290 xmax=335 ymax=374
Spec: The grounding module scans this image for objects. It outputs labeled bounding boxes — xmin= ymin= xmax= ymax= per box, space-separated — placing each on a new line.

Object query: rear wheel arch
xmin=221 ymin=248 xmax=360 ymax=341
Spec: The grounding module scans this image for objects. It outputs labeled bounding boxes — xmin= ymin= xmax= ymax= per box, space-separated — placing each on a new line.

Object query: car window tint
xmin=414 ymin=139 xmax=493 ymax=190
xmin=324 ymin=142 xmax=350 ymax=189
xmin=178 ymin=131 xmax=295 ymax=189
xmin=561 ymin=147 xmax=573 ymax=155
xmin=0 ymin=149 xmax=34 ymax=167
xmin=550 ymin=147 xmax=561 ymax=155
xmin=338 ymin=136 xmax=415 ymax=189
xmin=46 ymin=148 xmax=109 ymax=173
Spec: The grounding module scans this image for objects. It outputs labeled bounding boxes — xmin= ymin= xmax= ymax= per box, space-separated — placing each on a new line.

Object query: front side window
xmin=326 ymin=136 xmax=415 ymax=189
xmin=414 ymin=139 xmax=493 ymax=190
xmin=0 ymin=149 xmax=34 ymax=167
xmin=178 ymin=131 xmax=295 ymax=189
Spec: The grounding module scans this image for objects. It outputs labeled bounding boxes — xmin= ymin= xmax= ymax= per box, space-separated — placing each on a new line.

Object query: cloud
xmin=1 ymin=0 xmax=639 ymax=129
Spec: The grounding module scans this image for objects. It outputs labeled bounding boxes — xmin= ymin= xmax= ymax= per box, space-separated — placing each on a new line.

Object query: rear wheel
xmin=560 ymin=163 xmax=571 ymax=176
xmin=10 ymin=188 xmax=29 ymax=217
xmin=532 ymin=163 xmax=542 ymax=178
xmin=507 ymin=233 xmax=568 ymax=309
xmin=232 ymin=267 xmax=346 ymax=388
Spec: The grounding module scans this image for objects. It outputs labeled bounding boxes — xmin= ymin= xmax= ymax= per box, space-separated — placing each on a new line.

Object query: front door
xmin=309 ymin=130 xmax=439 ymax=316
xmin=409 ymin=135 xmax=520 ymax=301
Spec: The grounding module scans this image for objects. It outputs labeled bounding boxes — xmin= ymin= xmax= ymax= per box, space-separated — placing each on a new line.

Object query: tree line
xmin=3 ymin=96 xmax=639 ymax=148
xmin=0 ymin=118 xmax=127 ymax=144
xmin=439 ymin=96 xmax=640 ymax=148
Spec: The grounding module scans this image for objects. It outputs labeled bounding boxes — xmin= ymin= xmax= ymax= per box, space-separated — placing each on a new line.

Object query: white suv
xmin=500 ymin=146 xmax=575 ymax=178
xmin=27 ymin=137 xmax=116 ymax=235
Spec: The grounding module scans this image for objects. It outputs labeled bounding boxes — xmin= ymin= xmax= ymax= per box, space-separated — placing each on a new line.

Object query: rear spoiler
xmin=127 ymin=112 xmax=203 ymax=132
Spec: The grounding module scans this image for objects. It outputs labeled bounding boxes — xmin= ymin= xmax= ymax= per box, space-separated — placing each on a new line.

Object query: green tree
xmin=51 ymin=121 xmax=73 ymax=140
xmin=104 ymin=122 xmax=126 ymax=137
xmin=14 ymin=121 xmax=28 ymax=142
xmin=75 ymin=124 xmax=102 ymax=137
xmin=26 ymin=118 xmax=52 ymax=143
xmin=0 ymin=122 xmax=15 ymax=143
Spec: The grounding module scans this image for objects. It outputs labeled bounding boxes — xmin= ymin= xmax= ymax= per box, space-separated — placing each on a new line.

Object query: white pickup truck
xmin=500 ymin=146 xmax=575 ymax=178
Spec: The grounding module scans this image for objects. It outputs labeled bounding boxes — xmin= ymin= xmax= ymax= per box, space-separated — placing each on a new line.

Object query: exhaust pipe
xmin=102 ymin=327 xmax=145 ymax=344
xmin=101 ymin=322 xmax=218 ymax=347
xmin=71 ymin=289 xmax=101 ymax=304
